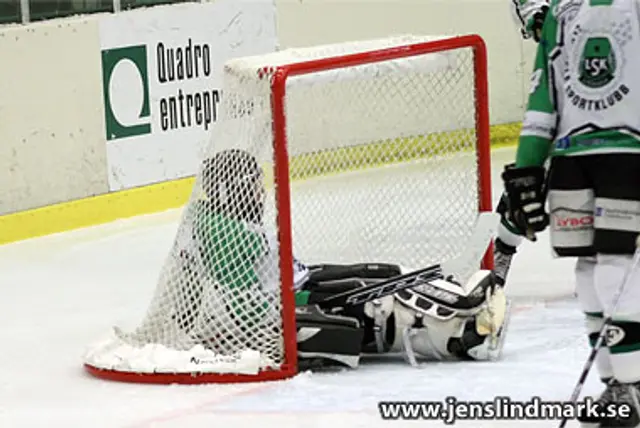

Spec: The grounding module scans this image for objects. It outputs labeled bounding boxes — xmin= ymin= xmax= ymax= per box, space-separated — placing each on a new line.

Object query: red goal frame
xmin=84 ymin=34 xmax=491 ymax=384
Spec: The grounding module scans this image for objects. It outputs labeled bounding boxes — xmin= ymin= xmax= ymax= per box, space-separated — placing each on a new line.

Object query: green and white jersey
xmin=517 ymin=0 xmax=640 ymax=167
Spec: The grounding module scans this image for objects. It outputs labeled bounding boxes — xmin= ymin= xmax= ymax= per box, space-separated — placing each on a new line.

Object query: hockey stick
xmin=318 ymin=212 xmax=499 ymax=309
xmin=558 ymin=237 xmax=640 ymax=428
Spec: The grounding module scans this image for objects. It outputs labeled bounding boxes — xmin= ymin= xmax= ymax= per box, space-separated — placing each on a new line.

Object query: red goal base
xmin=83 ymin=363 xmax=297 ymax=384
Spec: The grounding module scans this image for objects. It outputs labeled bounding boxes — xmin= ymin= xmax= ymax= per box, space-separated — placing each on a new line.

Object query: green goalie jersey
xmin=517 ymin=0 xmax=640 ymax=168
xmin=173 ymin=200 xmax=276 ymax=325
xmin=177 ymin=200 xmax=311 ymax=325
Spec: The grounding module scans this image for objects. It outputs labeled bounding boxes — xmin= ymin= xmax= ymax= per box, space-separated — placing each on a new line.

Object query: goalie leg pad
xmin=305 ymin=263 xmax=402 ymax=288
xmin=390 ymin=270 xmax=509 ymax=362
xmin=396 ymin=270 xmax=496 ymax=316
xmin=302 ymin=263 xmax=401 ymax=304
xmin=296 ymin=263 xmax=402 ymax=364
xmin=296 ymin=305 xmax=364 ymax=369
xmin=363 ymin=295 xmax=395 ymax=353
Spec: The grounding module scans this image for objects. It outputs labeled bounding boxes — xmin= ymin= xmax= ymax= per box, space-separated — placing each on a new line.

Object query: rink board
xmin=0 ymin=123 xmax=520 ymax=246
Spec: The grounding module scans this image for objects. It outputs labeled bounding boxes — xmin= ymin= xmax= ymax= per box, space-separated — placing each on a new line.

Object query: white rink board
xmin=276 ymin=0 xmax=537 ymax=126
xmin=0 ymin=0 xmax=278 ymax=215
xmin=0 ymin=0 xmax=534 ymax=215
xmin=0 ymin=17 xmax=109 ymax=215
xmin=99 ymin=0 xmax=277 ymax=191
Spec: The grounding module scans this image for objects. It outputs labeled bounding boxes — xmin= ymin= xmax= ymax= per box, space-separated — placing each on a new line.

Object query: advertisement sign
xmin=99 ymin=0 xmax=277 ymax=190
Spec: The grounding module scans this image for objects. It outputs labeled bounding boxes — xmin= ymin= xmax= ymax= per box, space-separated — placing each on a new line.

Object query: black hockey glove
xmin=531 ymin=6 xmax=549 ymax=42
xmin=501 ymin=163 xmax=549 ymax=241
xmin=496 ymin=191 xmax=526 ymax=236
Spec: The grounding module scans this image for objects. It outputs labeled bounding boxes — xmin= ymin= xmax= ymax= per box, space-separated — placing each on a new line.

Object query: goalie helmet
xmin=201 ymin=149 xmax=265 ymax=224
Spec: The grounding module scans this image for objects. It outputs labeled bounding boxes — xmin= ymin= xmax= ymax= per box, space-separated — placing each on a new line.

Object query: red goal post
xmin=84 ymin=34 xmax=492 ymax=384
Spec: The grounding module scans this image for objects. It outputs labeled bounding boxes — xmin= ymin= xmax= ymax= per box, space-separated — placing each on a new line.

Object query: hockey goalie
xmin=173 ymin=148 xmax=509 ymax=371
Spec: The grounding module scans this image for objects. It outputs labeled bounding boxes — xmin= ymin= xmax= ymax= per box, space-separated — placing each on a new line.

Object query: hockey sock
xmin=585 ymin=312 xmax=614 ymax=381
xmin=608 ymin=320 xmax=640 ymax=383
xmin=576 ymin=257 xmax=613 ymax=381
xmin=595 ymin=254 xmax=640 ymax=383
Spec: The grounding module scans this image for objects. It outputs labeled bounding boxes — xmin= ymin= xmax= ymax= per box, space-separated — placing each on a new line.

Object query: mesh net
xmin=84 ymin=35 xmax=489 ymax=381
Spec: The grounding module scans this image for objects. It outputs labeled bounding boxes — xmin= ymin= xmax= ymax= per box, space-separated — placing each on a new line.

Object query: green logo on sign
xmin=579 ymin=37 xmax=616 ymax=89
xmin=101 ymin=45 xmax=151 ymax=140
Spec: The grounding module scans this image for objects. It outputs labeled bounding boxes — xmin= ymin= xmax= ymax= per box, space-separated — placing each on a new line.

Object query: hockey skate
xmin=598 ymin=381 xmax=640 ymax=428
xmin=577 ymin=379 xmax=617 ymax=427
xmin=578 ymin=380 xmax=640 ymax=428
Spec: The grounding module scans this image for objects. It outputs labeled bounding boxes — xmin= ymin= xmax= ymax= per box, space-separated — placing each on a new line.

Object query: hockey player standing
xmin=500 ymin=0 xmax=640 ymax=426
xmin=492 ymin=0 xmax=551 ymax=292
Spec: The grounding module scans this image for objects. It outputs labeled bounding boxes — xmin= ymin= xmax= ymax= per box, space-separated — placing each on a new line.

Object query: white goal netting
xmin=84 ymin=34 xmax=491 ymax=383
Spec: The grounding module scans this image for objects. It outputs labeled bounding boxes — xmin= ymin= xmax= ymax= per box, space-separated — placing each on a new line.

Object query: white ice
xmin=0 ymin=147 xmax=603 ymax=427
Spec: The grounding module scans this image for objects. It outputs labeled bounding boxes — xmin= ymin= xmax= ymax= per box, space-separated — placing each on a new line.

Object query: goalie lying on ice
xmin=293 ymin=264 xmax=508 ymax=369
xmin=175 ymin=148 xmax=508 ymax=370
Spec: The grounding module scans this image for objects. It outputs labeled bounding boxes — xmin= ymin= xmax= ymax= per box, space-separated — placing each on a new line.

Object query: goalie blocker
xmin=294 ymin=263 xmax=508 ymax=369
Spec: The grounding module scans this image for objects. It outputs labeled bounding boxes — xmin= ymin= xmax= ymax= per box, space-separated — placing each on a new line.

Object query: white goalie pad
xmin=396 ymin=270 xmax=495 ymax=319
xmin=390 ymin=269 xmax=509 ymax=364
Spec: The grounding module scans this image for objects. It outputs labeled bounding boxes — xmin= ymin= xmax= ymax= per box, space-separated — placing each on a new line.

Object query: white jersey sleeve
xmin=510 ymin=0 xmax=549 ymax=39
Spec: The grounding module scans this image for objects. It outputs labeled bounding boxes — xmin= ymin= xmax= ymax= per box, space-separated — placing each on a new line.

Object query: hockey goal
xmin=84 ymin=34 xmax=492 ymax=384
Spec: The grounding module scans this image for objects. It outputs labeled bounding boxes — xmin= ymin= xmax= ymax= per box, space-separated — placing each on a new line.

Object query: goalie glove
xmin=501 ymin=163 xmax=549 ymax=241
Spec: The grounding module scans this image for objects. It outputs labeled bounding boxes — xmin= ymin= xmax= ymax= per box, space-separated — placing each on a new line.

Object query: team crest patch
xmin=559 ymin=13 xmax=633 ymax=111
xmin=579 ymin=37 xmax=616 ymax=89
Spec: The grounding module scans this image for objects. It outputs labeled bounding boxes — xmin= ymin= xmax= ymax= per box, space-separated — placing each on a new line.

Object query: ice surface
xmin=0 ymin=147 xmax=599 ymax=427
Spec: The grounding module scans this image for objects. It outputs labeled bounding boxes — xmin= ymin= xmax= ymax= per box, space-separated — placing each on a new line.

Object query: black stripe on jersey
xmin=548 ymin=65 xmax=560 ymax=135
xmin=548 ymin=16 xmax=565 ymax=132
xmin=562 ymin=124 xmax=640 ymax=141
